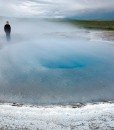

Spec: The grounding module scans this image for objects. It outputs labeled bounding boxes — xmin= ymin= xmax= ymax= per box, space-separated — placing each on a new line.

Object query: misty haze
xmin=0 ymin=0 xmax=114 ymax=130
xmin=0 ymin=18 xmax=114 ymax=105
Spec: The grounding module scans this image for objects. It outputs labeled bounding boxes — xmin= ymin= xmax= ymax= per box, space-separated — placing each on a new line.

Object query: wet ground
xmin=0 ymin=102 xmax=114 ymax=130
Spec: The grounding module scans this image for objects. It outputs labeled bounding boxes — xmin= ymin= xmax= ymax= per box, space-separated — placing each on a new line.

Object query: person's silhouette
xmin=4 ymin=21 xmax=11 ymax=41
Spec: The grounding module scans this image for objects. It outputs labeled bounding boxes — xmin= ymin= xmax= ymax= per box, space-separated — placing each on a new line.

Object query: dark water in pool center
xmin=0 ymin=19 xmax=114 ymax=105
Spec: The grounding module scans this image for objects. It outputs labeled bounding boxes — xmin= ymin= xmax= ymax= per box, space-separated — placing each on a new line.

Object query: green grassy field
xmin=50 ymin=18 xmax=114 ymax=30
xmin=69 ymin=20 xmax=114 ymax=30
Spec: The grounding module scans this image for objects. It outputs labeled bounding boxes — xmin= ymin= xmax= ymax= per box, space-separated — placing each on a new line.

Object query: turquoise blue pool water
xmin=0 ymin=19 xmax=114 ymax=105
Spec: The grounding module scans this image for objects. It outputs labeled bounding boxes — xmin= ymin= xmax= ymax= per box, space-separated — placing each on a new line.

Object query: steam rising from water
xmin=0 ymin=19 xmax=114 ymax=105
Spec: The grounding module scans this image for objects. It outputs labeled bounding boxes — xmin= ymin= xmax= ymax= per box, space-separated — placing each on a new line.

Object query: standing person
xmin=4 ymin=21 xmax=11 ymax=41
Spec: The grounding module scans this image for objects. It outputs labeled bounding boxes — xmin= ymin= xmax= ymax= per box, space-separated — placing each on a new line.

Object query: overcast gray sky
xmin=0 ymin=0 xmax=114 ymax=18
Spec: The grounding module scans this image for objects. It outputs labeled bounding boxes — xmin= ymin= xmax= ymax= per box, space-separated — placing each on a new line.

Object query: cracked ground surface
xmin=0 ymin=102 xmax=114 ymax=130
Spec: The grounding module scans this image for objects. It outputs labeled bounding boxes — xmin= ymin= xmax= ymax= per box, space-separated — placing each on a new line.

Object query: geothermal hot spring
xmin=0 ymin=18 xmax=114 ymax=105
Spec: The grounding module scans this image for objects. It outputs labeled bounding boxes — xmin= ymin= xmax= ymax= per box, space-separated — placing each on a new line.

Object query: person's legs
xmin=6 ymin=32 xmax=11 ymax=41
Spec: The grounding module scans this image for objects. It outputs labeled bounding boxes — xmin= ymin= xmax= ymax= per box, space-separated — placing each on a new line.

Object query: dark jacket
xmin=4 ymin=24 xmax=11 ymax=33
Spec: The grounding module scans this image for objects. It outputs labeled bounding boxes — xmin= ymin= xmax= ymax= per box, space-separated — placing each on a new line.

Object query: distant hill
xmin=68 ymin=8 xmax=114 ymax=20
